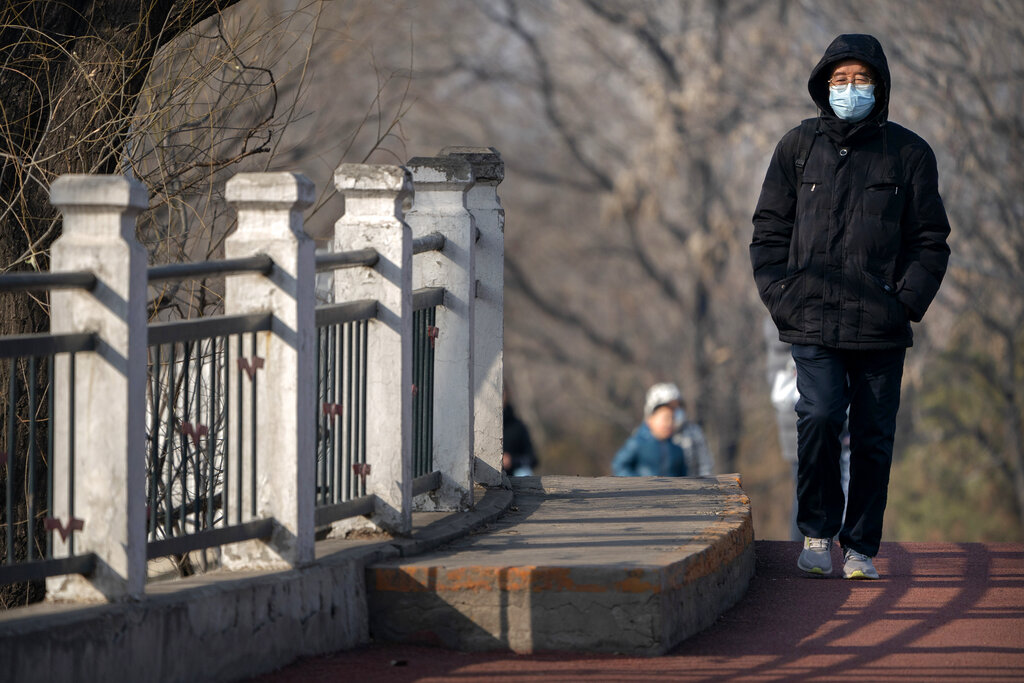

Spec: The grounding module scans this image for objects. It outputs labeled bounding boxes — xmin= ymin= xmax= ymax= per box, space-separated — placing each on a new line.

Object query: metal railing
xmin=412 ymin=299 xmax=439 ymax=478
xmin=1 ymin=203 xmax=463 ymax=589
xmin=314 ymin=306 xmax=372 ymax=523
xmin=0 ymin=285 xmax=98 ymax=585
xmin=143 ymin=259 xmax=276 ymax=563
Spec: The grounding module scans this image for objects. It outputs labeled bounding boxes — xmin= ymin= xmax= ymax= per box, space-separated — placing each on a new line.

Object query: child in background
xmin=612 ymin=383 xmax=688 ymax=477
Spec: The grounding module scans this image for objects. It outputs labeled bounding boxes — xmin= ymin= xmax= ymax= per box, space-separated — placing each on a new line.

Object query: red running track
xmin=249 ymin=541 xmax=1024 ymax=682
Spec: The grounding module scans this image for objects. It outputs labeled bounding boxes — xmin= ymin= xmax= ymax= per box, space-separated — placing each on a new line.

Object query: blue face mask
xmin=829 ymin=83 xmax=876 ymax=122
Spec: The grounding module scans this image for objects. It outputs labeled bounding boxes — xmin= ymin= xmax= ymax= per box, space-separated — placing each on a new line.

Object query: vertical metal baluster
xmin=207 ymin=337 xmax=216 ymax=529
xmin=194 ymin=340 xmax=204 ymax=531
xmin=191 ymin=340 xmax=202 ymax=531
xmin=250 ymin=333 xmax=257 ymax=518
xmin=333 ymin=323 xmax=342 ymax=503
xmin=344 ymin=322 xmax=354 ymax=500
xmin=359 ymin=320 xmax=368 ymax=497
xmin=326 ymin=324 xmax=335 ymax=504
xmin=148 ymin=346 xmax=160 ymax=540
xmin=165 ymin=345 xmax=175 ymax=538
xmin=181 ymin=342 xmax=191 ymax=532
xmin=352 ymin=321 xmax=361 ymax=498
xmin=314 ymin=326 xmax=321 ymax=505
xmin=426 ymin=307 xmax=436 ymax=473
xmin=27 ymin=356 xmax=37 ymax=561
xmin=219 ymin=335 xmax=228 ymax=529
xmin=180 ymin=341 xmax=190 ymax=533
xmin=68 ymin=352 xmax=76 ymax=556
xmin=235 ymin=334 xmax=243 ymax=525
xmin=6 ymin=357 xmax=16 ymax=564
xmin=413 ymin=309 xmax=423 ymax=477
xmin=318 ymin=326 xmax=326 ymax=506
xmin=46 ymin=355 xmax=54 ymax=558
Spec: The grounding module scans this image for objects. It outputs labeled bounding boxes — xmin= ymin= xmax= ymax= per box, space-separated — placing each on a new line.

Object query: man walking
xmin=750 ymin=34 xmax=951 ymax=579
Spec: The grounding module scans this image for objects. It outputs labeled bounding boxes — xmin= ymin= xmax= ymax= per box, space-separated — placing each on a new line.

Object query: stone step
xmin=366 ymin=475 xmax=755 ymax=656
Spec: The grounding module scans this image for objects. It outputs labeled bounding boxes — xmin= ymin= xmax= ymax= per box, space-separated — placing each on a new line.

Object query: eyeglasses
xmin=828 ymin=75 xmax=875 ymax=88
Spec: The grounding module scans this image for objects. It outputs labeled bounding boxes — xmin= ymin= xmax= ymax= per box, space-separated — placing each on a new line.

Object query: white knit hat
xmin=644 ymin=382 xmax=681 ymax=417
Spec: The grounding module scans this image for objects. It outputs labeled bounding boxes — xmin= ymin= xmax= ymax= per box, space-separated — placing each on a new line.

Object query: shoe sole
xmin=844 ymin=569 xmax=879 ymax=580
xmin=797 ymin=556 xmax=832 ymax=575
xmin=800 ymin=566 xmax=828 ymax=576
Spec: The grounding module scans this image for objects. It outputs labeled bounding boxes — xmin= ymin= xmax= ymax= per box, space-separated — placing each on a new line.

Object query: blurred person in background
xmin=613 ymin=382 xmax=705 ymax=477
xmin=502 ymin=388 xmax=538 ymax=477
xmin=674 ymin=396 xmax=714 ymax=477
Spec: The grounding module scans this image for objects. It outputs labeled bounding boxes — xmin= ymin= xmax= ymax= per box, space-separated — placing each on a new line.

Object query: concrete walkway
xmin=366 ymin=475 xmax=754 ymax=655
xmin=253 ymin=540 xmax=1024 ymax=682
xmin=0 ymin=475 xmax=754 ymax=681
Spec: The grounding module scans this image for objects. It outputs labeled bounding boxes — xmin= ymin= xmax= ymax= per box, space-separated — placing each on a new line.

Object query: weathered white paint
xmin=47 ymin=175 xmax=149 ymax=601
xmin=223 ymin=173 xmax=316 ymax=568
xmin=441 ymin=147 xmax=506 ymax=488
xmin=333 ymin=164 xmax=414 ymax=533
xmin=406 ymin=157 xmax=476 ymax=510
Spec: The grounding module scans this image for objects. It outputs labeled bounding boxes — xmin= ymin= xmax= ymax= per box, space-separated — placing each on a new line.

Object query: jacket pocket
xmin=865 ymin=273 xmax=906 ymax=332
xmin=767 ymin=269 xmax=805 ymax=333
xmin=864 ymin=183 xmax=904 ymax=219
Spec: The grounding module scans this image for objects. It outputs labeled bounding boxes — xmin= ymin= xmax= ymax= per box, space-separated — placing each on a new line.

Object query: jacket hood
xmin=809 ymin=34 xmax=891 ymax=126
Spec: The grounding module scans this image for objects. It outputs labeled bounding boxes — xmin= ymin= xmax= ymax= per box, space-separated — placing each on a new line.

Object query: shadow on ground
xmin=250 ymin=540 xmax=1024 ymax=682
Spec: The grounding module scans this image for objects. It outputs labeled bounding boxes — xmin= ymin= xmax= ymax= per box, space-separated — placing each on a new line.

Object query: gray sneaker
xmin=843 ymin=548 xmax=880 ymax=579
xmin=797 ymin=536 xmax=833 ymax=575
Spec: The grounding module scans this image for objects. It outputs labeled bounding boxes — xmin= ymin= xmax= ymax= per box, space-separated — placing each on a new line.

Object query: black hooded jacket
xmin=750 ymin=34 xmax=951 ymax=349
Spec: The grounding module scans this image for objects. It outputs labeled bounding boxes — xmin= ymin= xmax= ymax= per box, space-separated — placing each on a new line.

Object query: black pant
xmin=791 ymin=344 xmax=905 ymax=556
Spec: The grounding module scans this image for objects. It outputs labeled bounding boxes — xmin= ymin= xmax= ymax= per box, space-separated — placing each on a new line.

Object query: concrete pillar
xmin=223 ymin=173 xmax=315 ymax=568
xmin=47 ymin=175 xmax=149 ymax=601
xmin=333 ymin=164 xmax=413 ymax=533
xmin=441 ymin=147 xmax=505 ymax=488
xmin=406 ymin=157 xmax=476 ymax=510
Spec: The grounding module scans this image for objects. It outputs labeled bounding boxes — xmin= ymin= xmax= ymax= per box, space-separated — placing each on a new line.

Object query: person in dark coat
xmin=502 ymin=392 xmax=537 ymax=477
xmin=750 ymin=34 xmax=951 ymax=579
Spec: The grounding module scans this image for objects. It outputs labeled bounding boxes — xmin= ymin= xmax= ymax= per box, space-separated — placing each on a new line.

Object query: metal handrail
xmin=147 ymin=255 xmax=274 ymax=283
xmin=0 ymin=553 xmax=98 ymax=585
xmin=413 ymin=287 xmax=445 ymax=311
xmin=0 ymin=331 xmax=96 ymax=359
xmin=146 ymin=519 xmax=274 ymax=560
xmin=412 ymin=470 xmax=441 ymax=497
xmin=0 ymin=271 xmax=96 ymax=292
xmin=315 ymin=299 xmax=378 ymax=327
xmin=315 ymin=248 xmax=379 ymax=272
xmin=314 ymin=495 xmax=375 ymax=528
xmin=147 ymin=312 xmax=272 ymax=346
xmin=412 ymin=233 xmax=445 ymax=255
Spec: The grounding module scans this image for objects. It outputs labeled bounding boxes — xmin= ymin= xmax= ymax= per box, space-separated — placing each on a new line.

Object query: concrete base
xmin=0 ymin=487 xmax=512 ymax=683
xmin=367 ymin=476 xmax=755 ymax=655
xmin=2 ymin=554 xmax=369 ymax=683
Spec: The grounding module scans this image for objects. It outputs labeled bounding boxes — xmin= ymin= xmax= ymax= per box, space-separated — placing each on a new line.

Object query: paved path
xmin=251 ymin=540 xmax=1024 ymax=682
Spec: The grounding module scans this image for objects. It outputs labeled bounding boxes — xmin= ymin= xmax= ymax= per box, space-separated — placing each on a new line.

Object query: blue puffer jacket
xmin=612 ymin=423 xmax=688 ymax=477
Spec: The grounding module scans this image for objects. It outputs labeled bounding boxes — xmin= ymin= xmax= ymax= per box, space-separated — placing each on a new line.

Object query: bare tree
xmin=391 ymin=0 xmax=1022 ymax=540
xmin=0 ymin=0 xmax=415 ymax=604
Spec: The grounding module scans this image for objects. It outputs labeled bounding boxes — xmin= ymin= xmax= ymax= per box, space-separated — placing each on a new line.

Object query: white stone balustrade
xmin=441 ymin=147 xmax=505 ymax=488
xmin=333 ymin=164 xmax=414 ymax=533
xmin=405 ymin=156 xmax=477 ymax=511
xmin=47 ymin=175 xmax=150 ymax=601
xmin=28 ymin=150 xmax=502 ymax=601
xmin=223 ymin=172 xmax=317 ymax=568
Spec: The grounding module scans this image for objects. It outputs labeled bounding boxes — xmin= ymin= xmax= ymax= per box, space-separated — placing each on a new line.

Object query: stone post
xmin=223 ymin=173 xmax=315 ymax=568
xmin=441 ymin=147 xmax=505 ymax=487
xmin=405 ymin=157 xmax=476 ymax=510
xmin=333 ymin=164 xmax=413 ymax=533
xmin=47 ymin=175 xmax=149 ymax=601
